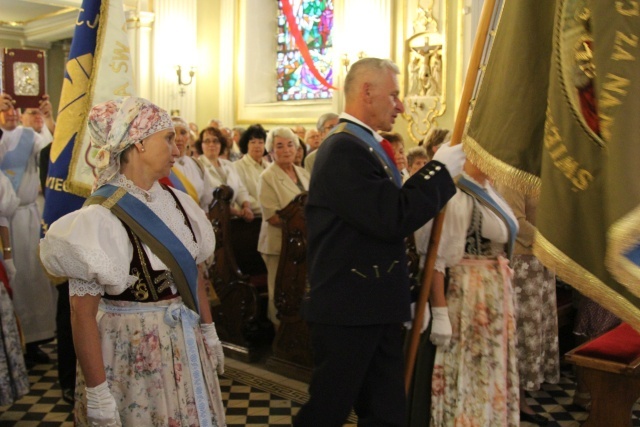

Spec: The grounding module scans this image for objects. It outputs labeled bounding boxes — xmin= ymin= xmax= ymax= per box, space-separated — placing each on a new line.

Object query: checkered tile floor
xmin=0 ymin=342 xmax=638 ymax=426
xmin=521 ymin=369 xmax=640 ymax=427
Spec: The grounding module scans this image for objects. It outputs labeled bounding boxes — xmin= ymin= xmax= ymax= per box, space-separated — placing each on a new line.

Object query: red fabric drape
xmin=281 ymin=0 xmax=337 ymax=91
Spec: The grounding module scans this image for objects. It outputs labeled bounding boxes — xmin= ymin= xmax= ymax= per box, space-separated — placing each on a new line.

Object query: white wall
xmin=151 ymin=0 xmax=198 ymax=121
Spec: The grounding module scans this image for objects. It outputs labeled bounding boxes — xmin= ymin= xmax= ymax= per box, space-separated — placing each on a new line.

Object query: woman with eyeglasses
xmin=198 ymin=127 xmax=254 ymax=222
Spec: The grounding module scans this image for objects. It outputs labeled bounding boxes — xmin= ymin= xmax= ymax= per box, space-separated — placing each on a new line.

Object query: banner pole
xmin=404 ymin=0 xmax=500 ymax=394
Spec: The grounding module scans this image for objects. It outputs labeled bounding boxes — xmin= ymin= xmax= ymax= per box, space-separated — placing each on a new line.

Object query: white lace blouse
xmin=39 ymin=174 xmax=215 ymax=297
xmin=434 ymin=173 xmax=518 ymax=273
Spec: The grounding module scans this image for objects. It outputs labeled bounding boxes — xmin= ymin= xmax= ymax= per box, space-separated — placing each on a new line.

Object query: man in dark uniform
xmin=294 ymin=57 xmax=464 ymax=426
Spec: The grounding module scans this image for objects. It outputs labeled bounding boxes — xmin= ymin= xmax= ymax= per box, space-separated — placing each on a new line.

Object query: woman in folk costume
xmin=40 ymin=97 xmax=226 ymax=426
xmin=493 ymin=182 xmax=559 ymax=425
xmin=0 ymin=96 xmax=56 ymax=363
xmin=0 ymin=169 xmax=29 ymax=406
xmin=428 ymin=160 xmax=519 ymax=426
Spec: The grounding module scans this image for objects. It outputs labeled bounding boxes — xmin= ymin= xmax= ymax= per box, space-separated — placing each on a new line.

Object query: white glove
xmin=430 ymin=306 xmax=452 ymax=346
xmin=432 ymin=142 xmax=466 ymax=178
xmin=201 ymin=322 xmax=225 ymax=375
xmin=85 ymin=381 xmax=121 ymax=427
xmin=404 ymin=302 xmax=430 ymax=334
xmin=3 ymin=258 xmax=16 ymax=283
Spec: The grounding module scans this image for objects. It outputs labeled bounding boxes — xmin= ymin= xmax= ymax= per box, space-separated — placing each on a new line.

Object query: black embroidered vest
xmin=464 ymin=197 xmax=506 ymax=257
xmin=102 ymin=186 xmax=197 ymax=303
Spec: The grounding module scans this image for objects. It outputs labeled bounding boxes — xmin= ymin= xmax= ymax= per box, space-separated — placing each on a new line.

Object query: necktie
xmin=380 ymin=139 xmax=397 ymax=167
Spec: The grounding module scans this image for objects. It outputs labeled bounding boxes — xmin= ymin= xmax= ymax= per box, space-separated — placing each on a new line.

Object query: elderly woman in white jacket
xmin=233 ymin=124 xmax=269 ymax=216
xmin=198 ymin=126 xmax=254 ymax=221
xmin=257 ymin=127 xmax=310 ymax=326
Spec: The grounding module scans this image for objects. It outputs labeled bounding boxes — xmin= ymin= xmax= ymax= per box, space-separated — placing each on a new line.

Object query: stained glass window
xmin=276 ymin=0 xmax=334 ymax=101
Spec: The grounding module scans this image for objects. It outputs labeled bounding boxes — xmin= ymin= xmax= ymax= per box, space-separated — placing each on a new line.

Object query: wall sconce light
xmin=176 ymin=65 xmax=195 ymax=86
xmin=341 ymin=51 xmax=367 ymax=73
xmin=176 ymin=65 xmax=196 ymax=96
xmin=341 ymin=53 xmax=350 ymax=73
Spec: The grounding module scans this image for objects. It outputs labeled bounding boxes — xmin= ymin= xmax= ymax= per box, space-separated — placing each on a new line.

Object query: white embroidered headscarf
xmin=88 ymin=97 xmax=173 ymax=190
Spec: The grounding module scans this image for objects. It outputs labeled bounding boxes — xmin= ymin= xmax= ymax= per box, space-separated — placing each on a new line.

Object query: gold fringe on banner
xmin=534 ymin=230 xmax=640 ymax=333
xmin=463 ymin=134 xmax=541 ymax=197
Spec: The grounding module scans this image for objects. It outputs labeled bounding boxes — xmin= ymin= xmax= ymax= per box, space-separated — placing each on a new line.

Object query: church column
xmin=126 ymin=10 xmax=154 ymax=100
xmin=336 ymin=0 xmax=393 ymax=58
xmin=150 ymin=0 xmax=198 ymax=121
xmin=217 ymin=0 xmax=236 ymax=127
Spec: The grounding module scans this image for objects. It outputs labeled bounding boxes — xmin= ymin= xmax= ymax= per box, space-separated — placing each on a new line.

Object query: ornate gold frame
xmin=402 ymin=0 xmax=447 ymax=145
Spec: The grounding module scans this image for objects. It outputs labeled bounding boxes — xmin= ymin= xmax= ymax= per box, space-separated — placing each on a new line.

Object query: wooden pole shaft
xmin=404 ymin=0 xmax=499 ymax=394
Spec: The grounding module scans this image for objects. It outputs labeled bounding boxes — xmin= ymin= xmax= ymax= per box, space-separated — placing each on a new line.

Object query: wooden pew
xmin=266 ymin=192 xmax=313 ymax=382
xmin=564 ymin=322 xmax=640 ymax=426
xmin=207 ymin=185 xmax=269 ymax=362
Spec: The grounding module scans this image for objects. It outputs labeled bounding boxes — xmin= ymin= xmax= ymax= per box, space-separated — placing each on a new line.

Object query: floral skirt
xmin=511 ymin=255 xmax=560 ymax=390
xmin=431 ymin=257 xmax=519 ymax=427
xmin=74 ymin=298 xmax=226 ymax=427
xmin=0 ymin=283 xmax=29 ymax=406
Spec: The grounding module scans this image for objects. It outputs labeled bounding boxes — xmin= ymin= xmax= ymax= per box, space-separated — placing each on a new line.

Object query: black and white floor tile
xmin=0 ymin=342 xmax=638 ymax=426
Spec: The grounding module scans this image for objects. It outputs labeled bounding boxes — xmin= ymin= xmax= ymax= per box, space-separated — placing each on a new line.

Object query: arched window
xmin=276 ymin=0 xmax=334 ymax=101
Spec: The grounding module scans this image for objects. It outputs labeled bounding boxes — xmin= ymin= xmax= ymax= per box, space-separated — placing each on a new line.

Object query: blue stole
xmin=331 ymin=121 xmax=403 ymax=187
xmin=167 ymin=170 xmax=187 ymax=193
xmin=88 ymin=184 xmax=200 ymax=314
xmin=0 ymin=128 xmax=35 ymax=192
xmin=457 ymin=176 xmax=518 ymax=260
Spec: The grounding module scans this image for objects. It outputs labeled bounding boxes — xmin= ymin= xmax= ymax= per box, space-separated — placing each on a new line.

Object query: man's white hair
xmin=344 ymin=58 xmax=400 ymax=98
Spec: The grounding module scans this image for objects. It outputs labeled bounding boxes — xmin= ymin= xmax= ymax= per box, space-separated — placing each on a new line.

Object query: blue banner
xmin=43 ymin=0 xmax=134 ymax=233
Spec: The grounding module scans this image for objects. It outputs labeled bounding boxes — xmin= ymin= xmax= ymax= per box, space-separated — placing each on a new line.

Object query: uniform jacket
xmin=303 ymin=120 xmax=456 ymax=325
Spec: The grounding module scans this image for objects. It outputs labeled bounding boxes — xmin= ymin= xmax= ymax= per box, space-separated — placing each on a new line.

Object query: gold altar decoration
xmin=402 ymin=0 xmax=447 ymax=145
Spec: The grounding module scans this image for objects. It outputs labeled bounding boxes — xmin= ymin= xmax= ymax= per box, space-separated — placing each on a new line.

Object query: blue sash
xmin=88 ymin=185 xmax=200 ymax=314
xmin=0 ymin=128 xmax=35 ymax=192
xmin=330 ymin=122 xmax=403 ymax=187
xmin=457 ymin=176 xmax=518 ymax=260
xmin=167 ymin=170 xmax=187 ymax=193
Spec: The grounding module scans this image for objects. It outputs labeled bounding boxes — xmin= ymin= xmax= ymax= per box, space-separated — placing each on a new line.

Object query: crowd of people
xmin=0 ymin=56 xmax=620 ymax=426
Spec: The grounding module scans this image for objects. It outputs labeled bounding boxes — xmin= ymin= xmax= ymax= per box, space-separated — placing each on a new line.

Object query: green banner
xmin=464 ymin=0 xmax=640 ymax=330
